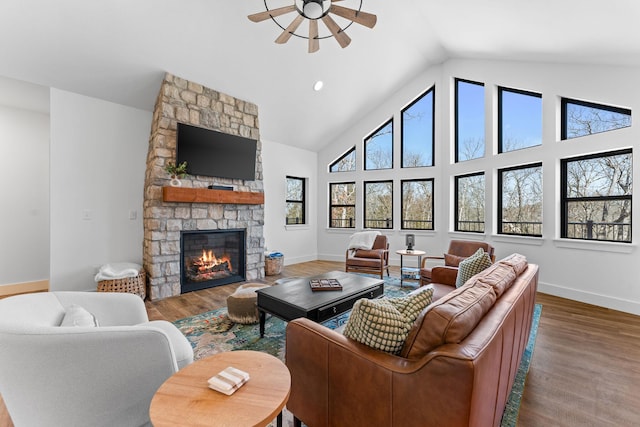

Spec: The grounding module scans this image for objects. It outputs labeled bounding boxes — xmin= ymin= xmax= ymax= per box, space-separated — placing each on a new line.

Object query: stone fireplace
xmin=143 ymin=73 xmax=265 ymax=300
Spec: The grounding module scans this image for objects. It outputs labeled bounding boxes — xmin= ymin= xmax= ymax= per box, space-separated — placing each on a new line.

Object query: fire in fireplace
xmin=180 ymin=229 xmax=246 ymax=293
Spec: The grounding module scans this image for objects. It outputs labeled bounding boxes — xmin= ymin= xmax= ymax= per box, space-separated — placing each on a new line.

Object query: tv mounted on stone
xmin=176 ymin=122 xmax=257 ymax=181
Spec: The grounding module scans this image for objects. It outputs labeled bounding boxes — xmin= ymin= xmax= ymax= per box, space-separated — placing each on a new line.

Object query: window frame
xmin=285 ymin=176 xmax=306 ymax=225
xmin=364 ymin=119 xmax=394 ymax=171
xmin=329 ymin=181 xmax=356 ymax=229
xmin=497 ymin=162 xmax=543 ymax=237
xmin=561 ymin=97 xmax=632 ymax=140
xmin=363 ymin=180 xmax=394 ymax=229
xmin=401 ymin=85 xmax=435 ymax=168
xmin=329 ymin=146 xmax=356 ymax=172
xmin=498 ymin=86 xmax=543 ymax=154
xmin=560 ymin=148 xmax=632 ymax=243
xmin=401 ymin=178 xmax=434 ymax=230
xmin=454 ymin=171 xmax=486 ymax=233
xmin=455 ymin=78 xmax=485 ymax=163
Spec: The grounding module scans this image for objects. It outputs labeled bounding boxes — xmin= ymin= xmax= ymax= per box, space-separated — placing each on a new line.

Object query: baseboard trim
xmin=538 ymin=281 xmax=640 ymax=316
xmin=0 ymin=280 xmax=49 ymax=298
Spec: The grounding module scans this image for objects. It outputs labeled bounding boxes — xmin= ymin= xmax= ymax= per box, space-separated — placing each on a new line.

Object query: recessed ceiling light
xmin=313 ymin=81 xmax=324 ymax=91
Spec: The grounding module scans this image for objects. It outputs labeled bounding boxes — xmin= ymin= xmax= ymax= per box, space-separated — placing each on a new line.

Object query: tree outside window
xmin=498 ymin=163 xmax=543 ymax=236
xmin=364 ymin=180 xmax=393 ymax=229
xmin=286 ymin=176 xmax=305 ymax=225
xmin=329 ymin=182 xmax=356 ymax=228
xmin=498 ymin=87 xmax=542 ymax=153
xmin=401 ymin=179 xmax=434 ymax=230
xmin=562 ymin=98 xmax=631 ymax=140
xmin=455 ymin=172 xmax=485 ymax=232
xmin=455 ymin=79 xmax=485 ymax=162
xmin=330 ymin=147 xmax=356 ymax=172
xmin=365 ymin=119 xmax=393 ymax=170
xmin=561 ymin=149 xmax=632 ymax=242
xmin=402 ymin=87 xmax=434 ymax=167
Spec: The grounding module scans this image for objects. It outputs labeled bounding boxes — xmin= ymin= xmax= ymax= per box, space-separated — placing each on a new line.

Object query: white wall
xmin=262 ymin=139 xmax=318 ymax=265
xmin=49 ymin=89 xmax=151 ymax=291
xmin=317 ymin=58 xmax=640 ymax=315
xmin=0 ymin=104 xmax=50 ymax=285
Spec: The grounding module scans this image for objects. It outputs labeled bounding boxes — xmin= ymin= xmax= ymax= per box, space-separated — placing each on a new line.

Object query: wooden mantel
xmin=162 ymin=186 xmax=264 ymax=205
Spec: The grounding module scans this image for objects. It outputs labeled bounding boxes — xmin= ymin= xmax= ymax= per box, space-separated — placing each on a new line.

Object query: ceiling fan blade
xmin=321 ymin=14 xmax=351 ymax=48
xmin=330 ymin=5 xmax=377 ymax=29
xmin=308 ymin=19 xmax=319 ymax=53
xmin=275 ymin=15 xmax=305 ymax=44
xmin=248 ymin=5 xmax=297 ymax=23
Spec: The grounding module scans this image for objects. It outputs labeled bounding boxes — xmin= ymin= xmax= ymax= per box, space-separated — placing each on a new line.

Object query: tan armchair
xmin=345 ymin=234 xmax=390 ymax=279
xmin=420 ymin=240 xmax=495 ymax=286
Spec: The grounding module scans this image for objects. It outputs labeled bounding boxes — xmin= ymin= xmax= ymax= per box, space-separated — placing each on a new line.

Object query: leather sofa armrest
xmin=431 ymin=266 xmax=459 ymax=286
xmin=421 ymin=255 xmax=444 ymax=268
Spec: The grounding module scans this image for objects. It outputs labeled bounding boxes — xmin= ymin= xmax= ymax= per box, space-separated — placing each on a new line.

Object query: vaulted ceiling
xmin=1 ymin=0 xmax=639 ymax=151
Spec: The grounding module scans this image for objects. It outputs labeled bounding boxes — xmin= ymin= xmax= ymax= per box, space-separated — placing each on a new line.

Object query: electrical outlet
xmin=82 ymin=209 xmax=93 ymax=220
xmin=129 ymin=210 xmax=138 ymax=220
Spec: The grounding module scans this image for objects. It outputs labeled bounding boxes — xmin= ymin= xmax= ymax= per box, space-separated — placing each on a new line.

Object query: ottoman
xmin=227 ymin=283 xmax=270 ymax=324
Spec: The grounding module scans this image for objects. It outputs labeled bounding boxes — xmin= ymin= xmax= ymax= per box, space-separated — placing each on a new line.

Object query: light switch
xmin=82 ymin=209 xmax=93 ymax=220
xmin=129 ymin=210 xmax=138 ymax=220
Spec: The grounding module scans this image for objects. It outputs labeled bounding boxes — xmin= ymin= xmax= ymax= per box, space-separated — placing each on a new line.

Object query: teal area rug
xmin=173 ymin=277 xmax=541 ymax=426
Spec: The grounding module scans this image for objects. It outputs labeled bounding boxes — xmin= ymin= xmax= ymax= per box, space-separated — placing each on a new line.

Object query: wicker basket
xmin=265 ymin=256 xmax=284 ymax=276
xmin=97 ymin=269 xmax=146 ymax=299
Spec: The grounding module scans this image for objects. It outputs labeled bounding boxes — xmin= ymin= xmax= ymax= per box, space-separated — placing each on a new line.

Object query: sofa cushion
xmin=353 ymin=249 xmax=383 ymax=259
xmin=498 ymin=252 xmax=528 ymax=276
xmin=473 ymin=262 xmax=517 ymax=298
xmin=344 ymin=287 xmax=433 ymax=355
xmin=455 ymin=248 xmax=492 ymax=288
xmin=60 ymin=304 xmax=99 ymax=327
xmin=400 ymin=282 xmax=496 ymax=358
xmin=444 ymin=253 xmax=466 ymax=267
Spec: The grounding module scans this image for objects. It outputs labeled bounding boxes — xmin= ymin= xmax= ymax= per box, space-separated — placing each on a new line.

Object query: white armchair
xmin=0 ymin=291 xmax=194 ymax=427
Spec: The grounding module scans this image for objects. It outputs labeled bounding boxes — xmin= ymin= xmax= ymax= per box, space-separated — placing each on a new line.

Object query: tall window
xmin=285 ymin=176 xmax=305 ymax=225
xmin=561 ymin=98 xmax=631 ymax=140
xmin=498 ymin=163 xmax=543 ymax=236
xmin=498 ymin=87 xmax=543 ymax=153
xmin=455 ymin=172 xmax=485 ymax=232
xmin=401 ymin=86 xmax=434 ymax=167
xmin=329 ymin=182 xmax=356 ymax=228
xmin=561 ymin=149 xmax=632 ymax=242
xmin=330 ymin=147 xmax=356 ymax=172
xmin=364 ymin=180 xmax=393 ymax=229
xmin=401 ymin=179 xmax=434 ymax=230
xmin=365 ymin=119 xmax=393 ymax=170
xmin=455 ymin=79 xmax=485 ymax=162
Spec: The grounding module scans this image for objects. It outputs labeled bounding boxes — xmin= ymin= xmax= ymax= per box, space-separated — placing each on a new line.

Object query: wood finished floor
xmin=2 ymin=260 xmax=640 ymax=426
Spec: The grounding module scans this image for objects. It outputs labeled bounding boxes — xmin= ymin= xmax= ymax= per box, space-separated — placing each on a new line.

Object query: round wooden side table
xmin=150 ymin=350 xmax=291 ymax=427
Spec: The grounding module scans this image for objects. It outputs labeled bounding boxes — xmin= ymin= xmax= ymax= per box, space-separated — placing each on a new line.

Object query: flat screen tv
xmin=176 ymin=122 xmax=257 ymax=181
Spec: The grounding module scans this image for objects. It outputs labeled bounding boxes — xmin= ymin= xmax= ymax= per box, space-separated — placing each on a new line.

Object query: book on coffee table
xmin=309 ymin=278 xmax=343 ymax=291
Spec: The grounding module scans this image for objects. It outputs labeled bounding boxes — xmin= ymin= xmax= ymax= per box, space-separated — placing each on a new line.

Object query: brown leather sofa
xmin=420 ymin=239 xmax=495 ymax=286
xmin=286 ymin=253 xmax=538 ymax=427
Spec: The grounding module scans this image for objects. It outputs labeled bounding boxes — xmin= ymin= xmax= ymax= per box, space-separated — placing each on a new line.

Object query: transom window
xmin=455 ymin=79 xmax=485 ymax=162
xmin=561 ymin=149 xmax=632 ymax=242
xmin=401 ymin=86 xmax=434 ymax=168
xmin=498 ymin=163 xmax=543 ymax=237
xmin=329 ymin=182 xmax=356 ymax=228
xmin=364 ymin=180 xmax=393 ymax=229
xmin=364 ymin=119 xmax=393 ymax=170
xmin=561 ymin=98 xmax=631 ymax=140
xmin=401 ymin=179 xmax=434 ymax=230
xmin=498 ymin=87 xmax=543 ymax=153
xmin=285 ymin=176 xmax=305 ymax=225
xmin=455 ymin=172 xmax=485 ymax=233
xmin=330 ymin=146 xmax=356 ymax=172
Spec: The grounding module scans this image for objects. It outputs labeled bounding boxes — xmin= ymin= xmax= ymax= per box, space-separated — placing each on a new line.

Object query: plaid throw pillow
xmin=343 ymin=287 xmax=433 ymax=354
xmin=455 ymin=248 xmax=492 ymax=288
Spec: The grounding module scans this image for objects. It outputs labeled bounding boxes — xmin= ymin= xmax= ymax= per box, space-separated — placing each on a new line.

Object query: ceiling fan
xmin=248 ymin=0 xmax=377 ymax=53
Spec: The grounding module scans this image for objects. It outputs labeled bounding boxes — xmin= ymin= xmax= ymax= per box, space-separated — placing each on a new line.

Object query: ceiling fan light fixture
xmin=302 ymin=0 xmax=325 ymax=19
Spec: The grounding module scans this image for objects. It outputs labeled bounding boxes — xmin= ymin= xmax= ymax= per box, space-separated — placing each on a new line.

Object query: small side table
xmin=150 ymin=350 xmax=291 ymax=427
xmin=396 ymin=249 xmax=426 ymax=287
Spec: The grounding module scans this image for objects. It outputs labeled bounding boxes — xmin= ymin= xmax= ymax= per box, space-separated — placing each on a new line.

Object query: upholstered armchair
xmin=0 ymin=291 xmax=193 ymax=427
xmin=345 ymin=234 xmax=390 ymax=279
xmin=420 ymin=240 xmax=495 ymax=286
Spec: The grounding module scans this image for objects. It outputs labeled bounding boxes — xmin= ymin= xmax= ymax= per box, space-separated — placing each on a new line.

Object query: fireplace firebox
xmin=180 ymin=229 xmax=246 ymax=293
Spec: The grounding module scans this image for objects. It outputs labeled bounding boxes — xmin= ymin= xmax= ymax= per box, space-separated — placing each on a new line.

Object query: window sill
xmin=492 ymin=234 xmax=544 ymax=246
xmin=285 ymin=224 xmax=309 ymax=231
xmin=553 ymin=238 xmax=635 ymax=254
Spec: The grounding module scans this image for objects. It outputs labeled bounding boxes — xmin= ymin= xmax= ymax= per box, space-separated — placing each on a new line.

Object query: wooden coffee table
xmin=256 ymin=271 xmax=384 ymax=337
xmin=150 ymin=350 xmax=290 ymax=427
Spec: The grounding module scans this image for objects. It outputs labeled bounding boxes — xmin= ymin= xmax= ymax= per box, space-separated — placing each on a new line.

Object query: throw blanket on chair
xmin=348 ymin=231 xmax=381 ymax=250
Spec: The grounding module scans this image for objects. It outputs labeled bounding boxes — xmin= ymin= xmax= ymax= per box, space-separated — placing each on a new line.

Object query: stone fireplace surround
xmin=143 ymin=73 xmax=265 ymax=301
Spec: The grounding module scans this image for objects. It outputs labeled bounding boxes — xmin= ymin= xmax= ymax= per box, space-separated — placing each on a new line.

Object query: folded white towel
xmin=94 ymin=263 xmax=142 ymax=282
xmin=348 ymin=231 xmax=381 ymax=250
